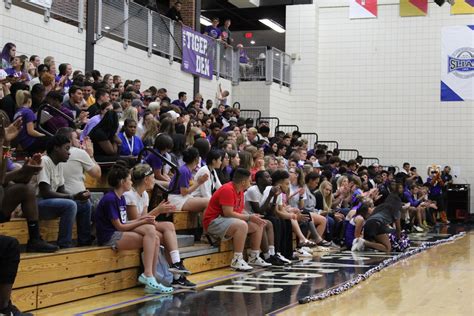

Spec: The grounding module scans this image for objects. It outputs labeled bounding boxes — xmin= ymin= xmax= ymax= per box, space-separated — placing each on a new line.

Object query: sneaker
xmin=248 ymin=255 xmax=272 ymax=267
xmin=264 ymin=255 xmax=286 ymax=266
xmin=294 ymin=248 xmax=312 ymax=258
xmin=413 ymin=225 xmax=423 ymax=232
xmin=169 ymin=261 xmax=191 ymax=275
xmin=171 ymin=275 xmax=196 ymax=289
xmin=275 ymin=253 xmax=292 ymax=265
xmin=299 ymin=246 xmax=312 ymax=253
xmin=230 ymin=257 xmax=253 ymax=271
xmin=26 ymin=238 xmax=58 ymax=253
xmin=351 ymin=238 xmax=365 ymax=252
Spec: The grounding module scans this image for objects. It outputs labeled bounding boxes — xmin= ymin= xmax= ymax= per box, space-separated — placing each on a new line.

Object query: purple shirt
xmin=144 ymin=150 xmax=164 ymax=170
xmin=95 ymin=191 xmax=127 ymax=245
xmin=14 ymin=107 xmax=37 ymax=148
xmin=45 ymin=106 xmax=74 ymax=134
xmin=171 ymin=100 xmax=186 ymax=111
xmin=169 ymin=164 xmax=193 ymax=195
xmin=81 ymin=114 xmax=101 ymax=141
xmin=55 ymin=75 xmax=72 ymax=94
xmin=204 ymin=26 xmax=221 ymax=39
xmin=118 ymin=132 xmax=144 ymax=156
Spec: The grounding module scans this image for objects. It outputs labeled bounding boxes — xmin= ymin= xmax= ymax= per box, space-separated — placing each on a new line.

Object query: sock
xmin=233 ymin=252 xmax=243 ymax=260
xmin=268 ymin=246 xmax=275 ymax=256
xmin=27 ymin=220 xmax=40 ymax=240
xmin=263 ymin=252 xmax=271 ymax=260
xmin=173 ymin=273 xmax=180 ymax=280
xmin=308 ymin=222 xmax=320 ymax=242
xmin=249 ymin=250 xmax=260 ymax=258
xmin=170 ymin=250 xmax=180 ymax=264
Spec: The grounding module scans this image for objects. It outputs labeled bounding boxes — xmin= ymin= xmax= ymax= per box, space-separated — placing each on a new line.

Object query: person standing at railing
xmin=220 ymin=19 xmax=233 ymax=47
xmin=166 ymin=1 xmax=184 ymax=26
xmin=204 ymin=17 xmax=222 ymax=40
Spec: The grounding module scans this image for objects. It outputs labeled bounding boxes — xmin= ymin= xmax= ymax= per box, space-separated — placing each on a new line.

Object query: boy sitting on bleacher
xmin=203 ymin=168 xmax=271 ymax=271
xmin=0 ymin=113 xmax=57 ymax=253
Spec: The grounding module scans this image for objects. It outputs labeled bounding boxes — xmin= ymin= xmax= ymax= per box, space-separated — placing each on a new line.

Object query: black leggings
xmin=0 ymin=236 xmax=20 ymax=284
xmin=265 ymin=215 xmax=293 ymax=259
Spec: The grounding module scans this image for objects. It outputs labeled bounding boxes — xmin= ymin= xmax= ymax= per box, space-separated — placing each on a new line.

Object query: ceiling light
xmin=259 ymin=19 xmax=285 ymax=33
xmin=104 ymin=26 xmax=111 ymax=30
xmin=200 ymin=16 xmax=212 ymax=26
xmin=250 ymin=40 xmax=255 ymax=45
xmin=153 ymin=43 xmax=157 ymax=47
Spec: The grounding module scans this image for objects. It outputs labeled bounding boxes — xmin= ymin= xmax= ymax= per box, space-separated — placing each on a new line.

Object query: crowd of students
xmin=0 ymin=41 xmax=455 ymax=313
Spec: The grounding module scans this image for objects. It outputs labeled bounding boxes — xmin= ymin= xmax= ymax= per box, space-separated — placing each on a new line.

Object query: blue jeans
xmin=75 ymin=199 xmax=92 ymax=245
xmin=38 ymin=198 xmax=93 ymax=247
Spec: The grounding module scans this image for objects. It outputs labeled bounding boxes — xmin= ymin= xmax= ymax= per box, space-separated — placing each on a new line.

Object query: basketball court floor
xmin=33 ymin=225 xmax=473 ymax=316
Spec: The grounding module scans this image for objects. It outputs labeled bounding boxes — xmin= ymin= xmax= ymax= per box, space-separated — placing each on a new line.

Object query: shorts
xmin=102 ymin=231 xmax=123 ymax=250
xmin=207 ymin=216 xmax=243 ymax=241
xmin=167 ymin=194 xmax=192 ymax=211
xmin=364 ymin=219 xmax=394 ymax=241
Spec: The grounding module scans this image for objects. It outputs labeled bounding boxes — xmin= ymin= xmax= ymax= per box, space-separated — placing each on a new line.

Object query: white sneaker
xmin=413 ymin=225 xmax=423 ymax=232
xmin=276 ymin=252 xmax=292 ymax=264
xmin=248 ymin=255 xmax=272 ymax=267
xmin=230 ymin=257 xmax=253 ymax=271
xmin=300 ymin=246 xmax=312 ymax=253
xmin=295 ymin=248 xmax=313 ymax=258
xmin=351 ymin=238 xmax=365 ymax=252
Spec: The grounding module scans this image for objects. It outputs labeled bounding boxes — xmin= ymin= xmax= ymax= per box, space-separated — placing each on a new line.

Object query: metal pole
xmin=147 ymin=9 xmax=153 ymax=57
xmin=85 ymin=0 xmax=96 ymax=71
xmin=123 ymin=0 xmax=129 ymax=49
xmin=78 ymin=0 xmax=84 ymax=32
xmin=193 ymin=0 xmax=201 ymax=98
xmin=169 ymin=19 xmax=174 ymax=64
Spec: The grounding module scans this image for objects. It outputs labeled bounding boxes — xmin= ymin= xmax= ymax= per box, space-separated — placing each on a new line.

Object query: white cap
xmin=168 ymin=110 xmax=180 ymax=120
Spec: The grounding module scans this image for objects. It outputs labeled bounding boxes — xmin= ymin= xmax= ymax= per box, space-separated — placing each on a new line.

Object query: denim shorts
xmin=103 ymin=231 xmax=124 ymax=250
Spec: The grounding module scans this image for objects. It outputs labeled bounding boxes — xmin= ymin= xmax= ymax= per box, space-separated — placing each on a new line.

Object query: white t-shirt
xmin=63 ymin=147 xmax=96 ymax=194
xmin=124 ymin=189 xmax=150 ymax=217
xmin=244 ymin=185 xmax=263 ymax=213
xmin=261 ymin=186 xmax=283 ymax=206
xmin=288 ymin=184 xmax=307 ymax=208
xmin=37 ymin=155 xmax=64 ymax=195
xmin=192 ymin=165 xmax=222 ymax=198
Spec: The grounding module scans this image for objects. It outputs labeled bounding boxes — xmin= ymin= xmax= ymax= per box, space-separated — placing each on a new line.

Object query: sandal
xmin=298 ymin=240 xmax=317 ymax=248
xmin=317 ymin=240 xmax=332 ymax=247
xmin=138 ymin=273 xmax=174 ymax=294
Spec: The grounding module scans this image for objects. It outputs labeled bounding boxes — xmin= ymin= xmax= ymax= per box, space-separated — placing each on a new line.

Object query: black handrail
xmin=137 ymin=147 xmax=180 ymax=195
xmin=239 ymin=109 xmax=262 ymax=125
xmin=275 ymin=124 xmax=299 ymax=135
xmin=300 ymin=132 xmax=318 ymax=150
xmin=362 ymin=157 xmax=380 ymax=166
xmin=315 ymin=140 xmax=339 ymax=150
xmin=338 ymin=149 xmax=360 ymax=160
xmin=233 ymin=102 xmax=241 ymax=109
xmin=36 ymin=104 xmax=76 ymax=136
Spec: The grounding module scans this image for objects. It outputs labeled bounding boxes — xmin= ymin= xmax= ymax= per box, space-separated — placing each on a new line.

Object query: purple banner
xmin=181 ymin=27 xmax=215 ymax=80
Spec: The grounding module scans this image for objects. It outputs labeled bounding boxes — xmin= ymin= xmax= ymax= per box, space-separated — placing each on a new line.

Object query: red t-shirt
xmin=203 ymin=182 xmax=244 ymax=230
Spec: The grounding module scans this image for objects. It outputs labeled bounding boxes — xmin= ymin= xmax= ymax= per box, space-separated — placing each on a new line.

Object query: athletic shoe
xmin=351 ymin=238 xmax=365 ymax=252
xmin=294 ymin=248 xmax=312 ymax=258
xmin=171 ymin=275 xmax=196 ymax=289
xmin=248 ymin=255 xmax=272 ymax=267
xmin=276 ymin=252 xmax=292 ymax=265
xmin=26 ymin=238 xmax=59 ymax=253
xmin=264 ymin=255 xmax=286 ymax=266
xmin=413 ymin=225 xmax=424 ymax=232
xmin=299 ymin=246 xmax=312 ymax=253
xmin=169 ymin=261 xmax=191 ymax=275
xmin=230 ymin=257 xmax=253 ymax=271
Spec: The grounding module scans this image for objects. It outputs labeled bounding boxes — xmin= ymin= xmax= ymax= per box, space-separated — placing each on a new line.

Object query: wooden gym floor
xmin=32 ymin=229 xmax=473 ymax=316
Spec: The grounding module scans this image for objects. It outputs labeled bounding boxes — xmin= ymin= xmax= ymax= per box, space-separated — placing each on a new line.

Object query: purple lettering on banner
xmin=181 ymin=27 xmax=215 ymax=80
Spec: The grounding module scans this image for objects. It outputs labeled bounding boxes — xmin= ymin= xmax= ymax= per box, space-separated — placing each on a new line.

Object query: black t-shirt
xmin=166 ymin=7 xmax=182 ymax=22
xmin=89 ymin=128 xmax=117 ymax=162
xmin=0 ymin=95 xmax=16 ymax=122
xmin=87 ymin=103 xmax=100 ymax=118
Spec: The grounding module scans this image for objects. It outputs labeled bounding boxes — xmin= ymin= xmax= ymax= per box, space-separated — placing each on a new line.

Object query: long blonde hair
xmin=318 ymin=180 xmax=333 ymax=213
xmin=15 ymin=90 xmax=31 ymax=108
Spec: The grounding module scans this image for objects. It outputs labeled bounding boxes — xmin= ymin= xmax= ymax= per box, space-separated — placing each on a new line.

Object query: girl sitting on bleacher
xmin=94 ymin=161 xmax=173 ymax=294
xmin=124 ymin=163 xmax=196 ymax=289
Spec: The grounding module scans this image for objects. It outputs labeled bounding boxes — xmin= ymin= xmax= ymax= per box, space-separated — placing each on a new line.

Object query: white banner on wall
xmin=26 ymin=0 xmax=52 ymax=9
xmin=441 ymin=25 xmax=474 ymax=102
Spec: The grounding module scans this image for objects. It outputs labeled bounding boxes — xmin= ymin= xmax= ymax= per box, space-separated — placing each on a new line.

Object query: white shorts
xmin=167 ymin=193 xmax=192 ymax=211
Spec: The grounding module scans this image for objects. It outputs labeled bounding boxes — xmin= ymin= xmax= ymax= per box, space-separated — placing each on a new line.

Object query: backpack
xmin=141 ymin=246 xmax=173 ymax=286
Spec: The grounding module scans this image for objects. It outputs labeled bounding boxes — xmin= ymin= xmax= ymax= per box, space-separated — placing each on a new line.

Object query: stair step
xmin=180 ymin=242 xmax=219 ymax=259
xmin=177 ymin=234 xmax=195 ymax=248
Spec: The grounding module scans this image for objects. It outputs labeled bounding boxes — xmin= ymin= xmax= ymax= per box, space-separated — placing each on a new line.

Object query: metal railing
xmin=362 ymin=157 xmax=380 ymax=166
xmin=338 ymin=149 xmax=360 ymax=161
xmin=239 ymin=110 xmax=261 ymax=125
xmin=257 ymin=117 xmax=280 ymax=137
xmin=4 ymin=0 xmax=292 ymax=87
xmin=315 ymin=141 xmax=339 ymax=151
xmin=300 ymin=133 xmax=318 ymax=150
xmin=275 ymin=124 xmax=299 ymax=135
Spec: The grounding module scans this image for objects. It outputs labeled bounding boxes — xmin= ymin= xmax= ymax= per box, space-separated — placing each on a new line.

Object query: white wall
xmin=286 ymin=1 xmax=474 ymax=212
xmin=0 ymin=3 xmax=231 ymax=104
xmin=0 ymin=3 xmax=86 ymax=71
